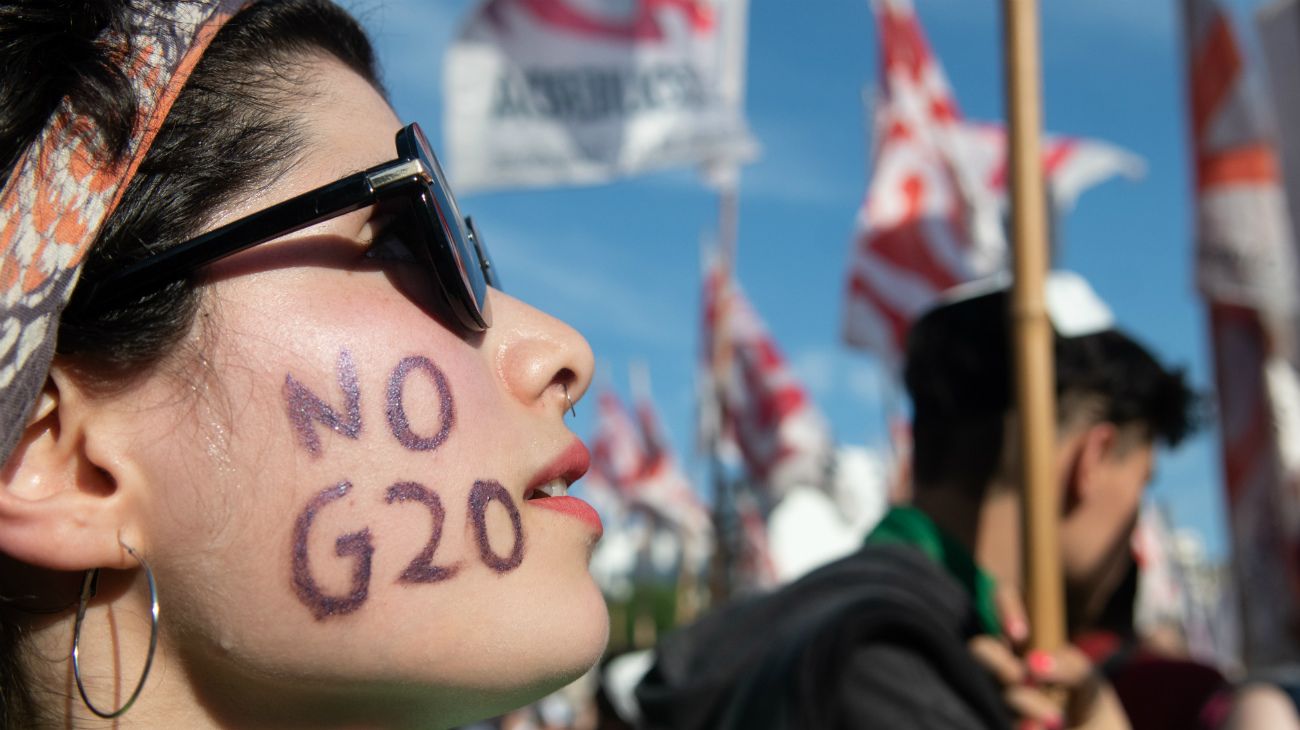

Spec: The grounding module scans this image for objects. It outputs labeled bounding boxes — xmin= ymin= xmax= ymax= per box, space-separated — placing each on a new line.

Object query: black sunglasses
xmin=74 ymin=123 xmax=498 ymax=332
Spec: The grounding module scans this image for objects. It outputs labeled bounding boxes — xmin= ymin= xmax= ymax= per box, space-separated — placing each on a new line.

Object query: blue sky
xmin=340 ymin=0 xmax=1283 ymax=560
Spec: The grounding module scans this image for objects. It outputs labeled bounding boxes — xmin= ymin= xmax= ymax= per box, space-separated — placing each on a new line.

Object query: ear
xmin=1060 ymin=421 xmax=1118 ymax=514
xmin=0 ymin=365 xmax=137 ymax=571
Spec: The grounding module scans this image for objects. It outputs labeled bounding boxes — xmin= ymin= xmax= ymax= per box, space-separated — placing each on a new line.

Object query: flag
xmin=951 ymin=124 xmax=1145 ymax=214
xmin=1259 ymin=0 xmax=1300 ymax=248
xmin=633 ymin=391 xmax=714 ymax=565
xmin=702 ymin=253 xmax=832 ymax=497
xmin=444 ymin=0 xmax=756 ymax=192
xmin=1186 ymin=0 xmax=1300 ymax=668
xmin=588 ymin=386 xmax=713 ymax=564
xmin=591 ymin=389 xmax=648 ymax=497
xmin=841 ymin=0 xmax=1143 ymax=365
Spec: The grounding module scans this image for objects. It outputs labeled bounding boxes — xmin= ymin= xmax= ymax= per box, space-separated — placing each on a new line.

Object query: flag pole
xmin=1002 ymin=0 xmax=1065 ymax=653
xmin=704 ymin=0 xmax=751 ymax=607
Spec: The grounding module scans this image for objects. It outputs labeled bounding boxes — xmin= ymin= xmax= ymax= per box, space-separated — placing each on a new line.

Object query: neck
xmin=913 ymin=481 xmax=1023 ymax=594
xmin=14 ymin=569 xmax=223 ymax=730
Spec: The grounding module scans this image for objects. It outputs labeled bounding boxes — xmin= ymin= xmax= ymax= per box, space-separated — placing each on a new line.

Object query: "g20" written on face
xmin=284 ymin=349 xmax=524 ymax=620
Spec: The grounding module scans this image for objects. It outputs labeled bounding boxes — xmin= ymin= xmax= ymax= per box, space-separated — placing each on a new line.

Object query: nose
xmin=486 ymin=289 xmax=594 ymax=418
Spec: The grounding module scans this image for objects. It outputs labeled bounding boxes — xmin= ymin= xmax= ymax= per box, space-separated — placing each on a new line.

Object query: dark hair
xmin=5 ymin=0 xmax=380 ymax=376
xmin=0 ymin=1 xmax=380 ymax=724
xmin=903 ymin=287 xmax=1199 ymax=493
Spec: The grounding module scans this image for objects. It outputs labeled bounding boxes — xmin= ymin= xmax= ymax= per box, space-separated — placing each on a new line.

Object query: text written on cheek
xmin=284 ymin=349 xmax=525 ymax=621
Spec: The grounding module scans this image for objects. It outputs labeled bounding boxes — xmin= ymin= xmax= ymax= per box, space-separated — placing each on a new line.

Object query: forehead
xmin=294 ymin=56 xmax=403 ymax=182
xmin=204 ymin=56 xmax=403 ymax=231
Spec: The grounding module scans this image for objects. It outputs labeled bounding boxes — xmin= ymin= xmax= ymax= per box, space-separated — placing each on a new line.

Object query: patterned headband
xmin=0 ymin=1 xmax=247 ymax=464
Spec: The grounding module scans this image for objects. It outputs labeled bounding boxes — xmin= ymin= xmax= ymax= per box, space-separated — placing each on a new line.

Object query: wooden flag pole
xmin=1002 ymin=0 xmax=1065 ymax=653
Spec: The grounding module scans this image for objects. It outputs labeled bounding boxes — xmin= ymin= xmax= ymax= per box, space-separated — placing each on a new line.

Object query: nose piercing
xmin=563 ymin=384 xmax=577 ymax=419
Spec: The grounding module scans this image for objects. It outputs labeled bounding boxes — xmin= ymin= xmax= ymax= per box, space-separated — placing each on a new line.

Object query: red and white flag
xmin=585 ymin=389 xmax=646 ymax=523
xmin=841 ymin=0 xmax=1143 ymax=365
xmin=588 ymin=386 xmax=712 ymax=563
xmin=591 ymin=389 xmax=647 ymax=495
xmin=632 ymin=388 xmax=714 ymax=564
xmin=702 ymin=253 xmax=832 ymax=498
xmin=1186 ymin=0 xmax=1300 ymax=668
xmin=444 ymin=0 xmax=756 ymax=191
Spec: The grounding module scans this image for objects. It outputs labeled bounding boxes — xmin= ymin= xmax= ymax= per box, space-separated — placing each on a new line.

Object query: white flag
xmin=444 ymin=0 xmax=756 ymax=192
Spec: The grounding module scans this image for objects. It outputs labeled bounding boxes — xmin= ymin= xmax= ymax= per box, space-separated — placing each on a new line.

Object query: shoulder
xmin=638 ymin=544 xmax=1008 ymax=729
xmin=833 ymin=640 xmax=1004 ymax=730
xmin=788 ymin=542 xmax=974 ymax=621
xmin=783 ymin=548 xmax=1009 ymax=728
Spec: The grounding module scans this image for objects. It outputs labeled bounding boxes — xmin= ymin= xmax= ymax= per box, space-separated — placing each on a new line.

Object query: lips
xmin=523 ymin=440 xmax=603 ymax=538
xmin=527 ymin=496 xmax=604 ymax=539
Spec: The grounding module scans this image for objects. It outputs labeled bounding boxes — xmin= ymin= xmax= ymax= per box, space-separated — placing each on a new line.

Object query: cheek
xmin=139 ymin=278 xmax=604 ymax=697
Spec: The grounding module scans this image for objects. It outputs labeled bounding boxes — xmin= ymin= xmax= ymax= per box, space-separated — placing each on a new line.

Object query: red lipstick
xmin=525 ymin=441 xmax=603 ymax=538
xmin=528 ymin=496 xmax=604 ymax=538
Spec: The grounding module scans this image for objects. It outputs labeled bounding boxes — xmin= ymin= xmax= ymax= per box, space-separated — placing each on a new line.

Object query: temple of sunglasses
xmin=71 ymin=123 xmax=497 ymax=333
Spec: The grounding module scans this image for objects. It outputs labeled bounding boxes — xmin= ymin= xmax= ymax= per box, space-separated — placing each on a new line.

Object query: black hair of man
xmin=903 ymin=287 xmax=1198 ymax=497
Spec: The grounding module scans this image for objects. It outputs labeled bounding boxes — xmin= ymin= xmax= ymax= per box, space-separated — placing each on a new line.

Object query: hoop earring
xmin=72 ymin=542 xmax=159 ymax=719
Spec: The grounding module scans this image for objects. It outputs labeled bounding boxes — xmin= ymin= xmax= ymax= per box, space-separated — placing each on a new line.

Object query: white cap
xmin=931 ymin=270 xmax=1115 ymax=337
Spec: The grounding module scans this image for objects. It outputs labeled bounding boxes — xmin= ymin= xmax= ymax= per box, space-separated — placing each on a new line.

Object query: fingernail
xmin=1045 ymin=714 xmax=1064 ymax=730
xmin=1027 ymin=649 xmax=1055 ymax=676
xmin=1017 ymin=721 xmax=1039 ymax=730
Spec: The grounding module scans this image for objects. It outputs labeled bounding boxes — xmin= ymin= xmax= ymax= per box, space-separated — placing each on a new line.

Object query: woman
xmin=0 ymin=1 xmax=607 ymax=727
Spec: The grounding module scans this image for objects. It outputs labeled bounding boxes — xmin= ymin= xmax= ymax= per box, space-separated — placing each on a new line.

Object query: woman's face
xmin=115 ymin=57 xmax=605 ymax=724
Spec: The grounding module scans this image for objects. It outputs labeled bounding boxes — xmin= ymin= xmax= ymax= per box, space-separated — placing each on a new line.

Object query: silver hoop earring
xmin=72 ymin=542 xmax=159 ymax=719
xmin=562 ymin=384 xmax=577 ymax=419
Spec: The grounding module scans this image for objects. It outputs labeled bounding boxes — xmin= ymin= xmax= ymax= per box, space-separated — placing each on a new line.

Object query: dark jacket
xmin=635 ymin=544 xmax=1011 ymax=729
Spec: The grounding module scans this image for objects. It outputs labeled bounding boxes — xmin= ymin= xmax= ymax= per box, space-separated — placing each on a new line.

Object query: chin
xmin=521 ymin=575 xmax=610 ymax=684
xmin=459 ymin=570 xmax=610 ymax=689
xmin=442 ymin=587 xmax=609 ymax=725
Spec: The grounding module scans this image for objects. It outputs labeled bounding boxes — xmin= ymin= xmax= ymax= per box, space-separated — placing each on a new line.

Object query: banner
xmin=841 ymin=0 xmax=1143 ymax=365
xmin=1187 ymin=0 xmax=1300 ymax=668
xmin=1258 ymin=0 xmax=1300 ymax=283
xmin=1206 ymin=304 xmax=1300 ymax=668
xmin=444 ymin=0 xmax=756 ymax=192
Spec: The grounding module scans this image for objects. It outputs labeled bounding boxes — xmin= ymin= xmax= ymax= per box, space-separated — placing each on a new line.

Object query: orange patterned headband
xmin=0 ymin=1 xmax=247 ymax=463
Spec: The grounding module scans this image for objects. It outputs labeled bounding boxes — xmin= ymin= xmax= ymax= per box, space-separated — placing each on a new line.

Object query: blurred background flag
xmin=1259 ymin=0 xmax=1300 ymax=244
xmin=630 ymin=368 xmax=715 ymax=567
xmin=444 ymin=0 xmax=757 ymax=192
xmin=1185 ymin=0 xmax=1300 ymax=669
xmin=590 ymin=387 xmax=648 ymax=502
xmin=841 ymin=0 xmax=1144 ymax=366
xmin=589 ymin=380 xmax=713 ymax=564
xmin=701 ymin=251 xmax=833 ymax=500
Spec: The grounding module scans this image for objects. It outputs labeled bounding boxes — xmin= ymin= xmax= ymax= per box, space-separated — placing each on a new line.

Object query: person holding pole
xmin=635 ymin=272 xmax=1195 ymax=730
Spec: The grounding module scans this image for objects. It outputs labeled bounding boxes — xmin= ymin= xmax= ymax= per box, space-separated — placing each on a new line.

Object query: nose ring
xmin=562 ymin=384 xmax=577 ymax=419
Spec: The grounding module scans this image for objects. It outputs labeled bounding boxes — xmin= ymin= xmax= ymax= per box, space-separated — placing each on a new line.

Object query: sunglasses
xmin=74 ymin=123 xmax=498 ymax=333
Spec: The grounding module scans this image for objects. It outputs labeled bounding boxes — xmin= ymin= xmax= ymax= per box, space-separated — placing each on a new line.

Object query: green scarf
xmin=865 ymin=506 xmax=1002 ymax=637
